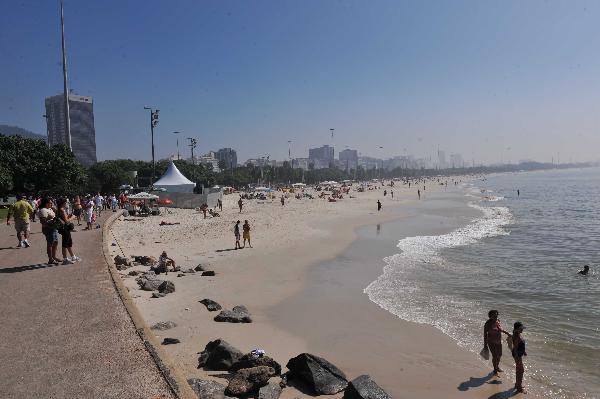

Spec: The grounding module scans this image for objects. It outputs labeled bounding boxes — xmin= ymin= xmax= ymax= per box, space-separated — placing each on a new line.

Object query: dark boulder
xmin=162 ymin=337 xmax=181 ymax=345
xmin=128 ymin=270 xmax=140 ymax=276
xmin=231 ymin=353 xmax=281 ymax=376
xmin=258 ymin=383 xmax=283 ymax=399
xmin=150 ymin=321 xmax=177 ymax=330
xmin=141 ymin=278 xmax=163 ymax=291
xmin=158 ymin=280 xmax=175 ymax=294
xmin=188 ymin=378 xmax=234 ymax=399
xmin=286 ymin=353 xmax=347 ymax=395
xmin=225 ymin=366 xmax=274 ymax=396
xmin=198 ymin=339 xmax=244 ymax=371
xmin=133 ymin=255 xmax=157 ymax=266
xmin=151 ymin=292 xmax=166 ymax=298
xmin=199 ymin=299 xmax=222 ymax=312
xmin=214 ymin=306 xmax=252 ymax=323
xmin=194 ymin=264 xmax=206 ymax=272
xmin=343 ymin=375 xmax=390 ymax=399
xmin=201 ymin=271 xmax=216 ymax=276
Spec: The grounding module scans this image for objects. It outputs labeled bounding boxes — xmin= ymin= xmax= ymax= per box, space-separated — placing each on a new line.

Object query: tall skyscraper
xmin=45 ymin=93 xmax=97 ymax=166
xmin=338 ymin=149 xmax=358 ymax=170
xmin=216 ymin=148 xmax=238 ymax=169
xmin=308 ymin=145 xmax=335 ymax=168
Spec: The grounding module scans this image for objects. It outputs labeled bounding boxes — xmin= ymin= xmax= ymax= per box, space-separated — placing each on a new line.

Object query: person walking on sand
xmin=238 ymin=197 xmax=244 ymax=213
xmin=377 ymin=200 xmax=382 ymax=211
xmin=242 ymin=220 xmax=252 ymax=248
xmin=39 ymin=197 xmax=61 ymax=265
xmin=56 ymin=198 xmax=80 ymax=264
xmin=512 ymin=322 xmax=528 ymax=394
xmin=218 ymin=198 xmax=223 ymax=211
xmin=391 ymin=190 xmax=394 ymax=199
xmin=417 ymin=189 xmax=421 ymax=200
xmin=281 ymin=195 xmax=285 ymax=206
xmin=483 ymin=310 xmax=511 ymax=375
xmin=234 ymin=220 xmax=242 ymax=249
xmin=6 ymin=194 xmax=34 ymax=248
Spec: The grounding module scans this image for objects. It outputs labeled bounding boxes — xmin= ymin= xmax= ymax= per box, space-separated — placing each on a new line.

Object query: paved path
xmin=0 ymin=214 xmax=176 ymax=399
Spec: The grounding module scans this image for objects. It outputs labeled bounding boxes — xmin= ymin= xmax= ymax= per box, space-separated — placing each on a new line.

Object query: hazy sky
xmin=2 ymin=0 xmax=600 ymax=164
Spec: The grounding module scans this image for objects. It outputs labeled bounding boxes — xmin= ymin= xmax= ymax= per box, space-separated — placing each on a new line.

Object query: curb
xmin=102 ymin=212 xmax=197 ymax=399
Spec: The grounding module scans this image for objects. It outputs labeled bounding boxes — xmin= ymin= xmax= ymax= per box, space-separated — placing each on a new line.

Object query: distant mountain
xmin=0 ymin=125 xmax=46 ymax=141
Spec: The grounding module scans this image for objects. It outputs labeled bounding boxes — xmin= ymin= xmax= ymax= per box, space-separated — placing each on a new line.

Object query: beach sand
xmin=108 ymin=181 xmax=532 ymax=398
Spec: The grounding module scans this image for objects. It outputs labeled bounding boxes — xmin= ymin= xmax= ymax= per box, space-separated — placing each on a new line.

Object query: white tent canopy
xmin=128 ymin=192 xmax=159 ymax=199
xmin=154 ymin=161 xmax=196 ymax=193
xmin=292 ymin=183 xmax=306 ymax=187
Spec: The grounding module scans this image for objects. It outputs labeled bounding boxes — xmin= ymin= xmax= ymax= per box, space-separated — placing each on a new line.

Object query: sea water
xmin=365 ymin=167 xmax=600 ymax=398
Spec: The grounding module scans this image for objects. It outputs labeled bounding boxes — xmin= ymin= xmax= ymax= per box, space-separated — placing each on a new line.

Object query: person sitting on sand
xmin=155 ymin=251 xmax=176 ymax=274
xmin=578 ymin=265 xmax=590 ymax=275
xmin=242 ymin=220 xmax=252 ymax=248
xmin=483 ymin=310 xmax=511 ymax=375
xmin=209 ymin=209 xmax=220 ymax=217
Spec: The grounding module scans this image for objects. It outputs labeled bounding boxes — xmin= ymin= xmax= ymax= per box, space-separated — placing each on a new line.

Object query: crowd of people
xmin=5 ymin=192 xmax=127 ymax=265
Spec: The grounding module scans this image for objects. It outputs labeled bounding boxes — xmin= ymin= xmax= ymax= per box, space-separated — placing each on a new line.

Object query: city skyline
xmin=3 ymin=1 xmax=600 ymax=165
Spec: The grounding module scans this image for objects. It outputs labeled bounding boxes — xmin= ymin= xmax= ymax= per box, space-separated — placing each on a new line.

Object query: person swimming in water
xmin=578 ymin=265 xmax=590 ymax=275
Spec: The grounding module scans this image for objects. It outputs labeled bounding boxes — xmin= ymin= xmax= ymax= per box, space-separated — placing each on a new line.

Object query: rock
xmin=136 ymin=273 xmax=164 ymax=291
xmin=114 ymin=255 xmax=131 ymax=267
xmin=152 ymin=292 xmax=166 ymax=298
xmin=128 ymin=270 xmax=140 ymax=276
xmin=258 ymin=383 xmax=283 ymax=399
xmin=231 ymin=353 xmax=281 ymax=376
xmin=184 ymin=268 xmax=196 ymax=274
xmin=177 ymin=273 xmax=185 ymax=277
xmin=162 ymin=337 xmax=181 ymax=345
xmin=201 ymin=271 xmax=216 ymax=276
xmin=225 ymin=366 xmax=274 ymax=396
xmin=158 ymin=280 xmax=176 ymax=294
xmin=199 ymin=299 xmax=222 ymax=312
xmin=133 ymin=255 xmax=157 ymax=266
xmin=343 ymin=375 xmax=390 ymax=399
xmin=194 ymin=264 xmax=206 ymax=272
xmin=214 ymin=306 xmax=252 ymax=323
xmin=286 ymin=353 xmax=348 ymax=395
xmin=141 ymin=278 xmax=164 ymax=291
xmin=188 ymin=378 xmax=234 ymax=399
xmin=198 ymin=339 xmax=244 ymax=371
xmin=150 ymin=321 xmax=177 ymax=330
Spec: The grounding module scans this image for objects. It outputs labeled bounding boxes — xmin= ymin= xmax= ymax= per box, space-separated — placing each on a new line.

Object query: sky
xmin=2 ymin=0 xmax=600 ymax=164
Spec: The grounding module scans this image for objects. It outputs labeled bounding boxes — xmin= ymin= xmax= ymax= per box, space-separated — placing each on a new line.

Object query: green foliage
xmin=0 ymin=134 xmax=87 ymax=196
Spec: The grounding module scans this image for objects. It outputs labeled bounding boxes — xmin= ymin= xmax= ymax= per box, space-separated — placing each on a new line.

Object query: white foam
xmin=364 ymin=199 xmax=512 ymax=349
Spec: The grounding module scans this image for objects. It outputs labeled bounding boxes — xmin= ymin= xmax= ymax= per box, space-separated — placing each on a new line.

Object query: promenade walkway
xmin=0 ymin=214 xmax=176 ymax=399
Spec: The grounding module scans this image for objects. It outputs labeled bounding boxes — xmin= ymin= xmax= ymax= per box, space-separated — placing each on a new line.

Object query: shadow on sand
xmin=488 ymin=388 xmax=517 ymax=399
xmin=457 ymin=372 xmax=497 ymax=391
xmin=0 ymin=262 xmax=70 ymax=274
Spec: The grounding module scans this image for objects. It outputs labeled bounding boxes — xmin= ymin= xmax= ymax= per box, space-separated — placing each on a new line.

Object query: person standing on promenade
xmin=483 ymin=310 xmax=512 ymax=375
xmin=29 ymin=196 xmax=38 ymax=222
xmin=242 ymin=220 xmax=252 ymax=248
xmin=56 ymin=198 xmax=80 ymax=264
xmin=238 ymin=197 xmax=244 ymax=213
xmin=234 ymin=220 xmax=242 ymax=249
xmin=39 ymin=197 xmax=61 ymax=264
xmin=512 ymin=322 xmax=528 ymax=394
xmin=73 ymin=195 xmax=82 ymax=226
xmin=83 ymin=196 xmax=94 ymax=230
xmin=6 ymin=194 xmax=34 ymax=248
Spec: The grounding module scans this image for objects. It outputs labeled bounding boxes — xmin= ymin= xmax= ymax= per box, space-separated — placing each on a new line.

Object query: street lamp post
xmin=173 ymin=131 xmax=181 ymax=160
xmin=187 ymin=137 xmax=197 ymax=164
xmin=143 ymin=106 xmax=159 ymax=185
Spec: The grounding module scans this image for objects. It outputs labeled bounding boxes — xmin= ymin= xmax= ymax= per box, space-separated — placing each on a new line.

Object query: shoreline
xmin=107 ymin=179 xmax=535 ymax=398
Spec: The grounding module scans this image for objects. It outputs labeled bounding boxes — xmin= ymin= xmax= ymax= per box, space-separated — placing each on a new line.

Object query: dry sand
xmin=108 ymin=181 xmax=532 ymax=398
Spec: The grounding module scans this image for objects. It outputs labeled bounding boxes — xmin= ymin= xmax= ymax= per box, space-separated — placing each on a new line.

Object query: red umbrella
xmin=158 ymin=199 xmax=173 ymax=205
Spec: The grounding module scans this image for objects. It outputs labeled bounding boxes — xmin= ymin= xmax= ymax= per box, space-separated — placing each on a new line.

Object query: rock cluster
xmin=158 ymin=280 xmax=175 ymax=294
xmin=188 ymin=378 xmax=234 ymax=399
xmin=133 ymin=255 xmax=156 ymax=266
xmin=114 ymin=255 xmax=132 ymax=270
xmin=231 ymin=353 xmax=281 ymax=376
xmin=286 ymin=353 xmax=348 ymax=395
xmin=225 ymin=366 xmax=274 ymax=396
xmin=150 ymin=321 xmax=177 ymax=331
xmin=343 ymin=375 xmax=391 ymax=399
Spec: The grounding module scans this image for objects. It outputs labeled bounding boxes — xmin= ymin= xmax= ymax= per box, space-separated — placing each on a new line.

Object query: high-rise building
xmin=216 ymin=148 xmax=238 ymax=169
xmin=437 ymin=150 xmax=446 ymax=169
xmin=450 ymin=153 xmax=464 ymax=168
xmin=45 ymin=93 xmax=97 ymax=166
xmin=338 ymin=149 xmax=358 ymax=170
xmin=308 ymin=145 xmax=334 ymax=169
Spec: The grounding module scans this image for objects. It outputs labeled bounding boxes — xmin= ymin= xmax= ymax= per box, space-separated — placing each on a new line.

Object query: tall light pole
xmin=60 ymin=0 xmax=71 ymax=149
xmin=173 ymin=131 xmax=181 ymax=160
xmin=287 ymin=140 xmax=292 ymax=168
xmin=144 ymin=106 xmax=159 ymax=184
xmin=187 ymin=137 xmax=197 ymax=165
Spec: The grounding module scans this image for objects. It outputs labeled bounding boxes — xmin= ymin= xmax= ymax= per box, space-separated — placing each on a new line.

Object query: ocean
xmin=365 ymin=167 xmax=600 ymax=398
